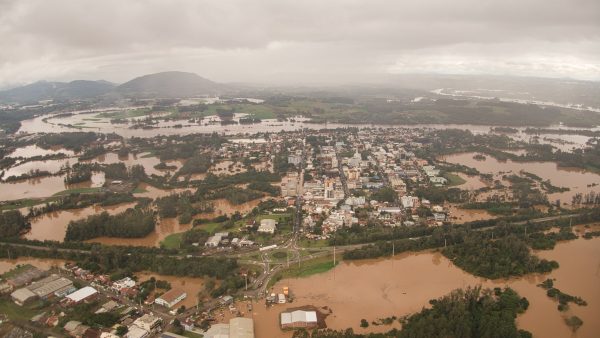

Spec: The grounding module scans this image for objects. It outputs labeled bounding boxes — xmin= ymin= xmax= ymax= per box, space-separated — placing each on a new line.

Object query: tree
xmin=172 ymin=319 xmax=184 ymax=335
xmin=564 ymin=316 xmax=583 ymax=332
xmin=116 ymin=326 xmax=128 ymax=336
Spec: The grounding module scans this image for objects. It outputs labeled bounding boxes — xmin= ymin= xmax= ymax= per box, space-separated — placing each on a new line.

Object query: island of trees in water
xmin=292 ymin=286 xmax=532 ymax=338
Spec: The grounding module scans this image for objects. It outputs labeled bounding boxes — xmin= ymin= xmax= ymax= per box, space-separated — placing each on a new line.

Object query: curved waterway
xmin=256 ymin=235 xmax=600 ymax=338
xmin=18 ymin=111 xmax=594 ymax=149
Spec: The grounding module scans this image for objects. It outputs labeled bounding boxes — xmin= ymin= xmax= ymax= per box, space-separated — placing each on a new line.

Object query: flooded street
xmin=261 ymin=236 xmax=600 ymax=337
xmin=24 ymin=202 xmax=137 ymax=242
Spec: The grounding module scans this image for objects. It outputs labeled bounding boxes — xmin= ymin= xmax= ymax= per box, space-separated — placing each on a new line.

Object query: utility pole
xmin=333 ymin=245 xmax=336 ymax=266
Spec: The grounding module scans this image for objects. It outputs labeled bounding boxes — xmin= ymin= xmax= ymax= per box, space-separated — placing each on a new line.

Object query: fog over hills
xmin=116 ymin=71 xmax=226 ymax=98
xmin=0 ymin=80 xmax=115 ymax=103
xmin=1 ymin=71 xmax=599 ymax=110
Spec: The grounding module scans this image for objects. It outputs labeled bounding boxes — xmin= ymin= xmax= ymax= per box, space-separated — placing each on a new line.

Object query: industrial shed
xmin=10 ymin=287 xmax=37 ymax=306
xmin=66 ymin=286 xmax=98 ymax=304
xmin=280 ymin=310 xmax=318 ymax=329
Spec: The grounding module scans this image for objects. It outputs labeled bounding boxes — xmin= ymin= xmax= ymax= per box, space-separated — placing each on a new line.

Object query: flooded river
xmin=260 ymin=236 xmax=599 ymax=338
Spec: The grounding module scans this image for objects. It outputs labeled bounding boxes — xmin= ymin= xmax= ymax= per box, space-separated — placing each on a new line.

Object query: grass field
xmin=269 ymin=255 xmax=338 ymax=288
xmin=132 ymin=186 xmax=148 ymax=193
xmin=96 ymin=109 xmax=151 ymax=119
xmin=299 ymin=238 xmax=329 ymax=248
xmin=198 ymin=222 xmax=222 ymax=234
xmin=161 ymin=232 xmax=183 ymax=249
xmin=0 ymin=197 xmax=59 ymax=211
xmin=444 ymin=172 xmax=467 ymax=186
xmin=0 ymin=299 xmax=40 ymax=321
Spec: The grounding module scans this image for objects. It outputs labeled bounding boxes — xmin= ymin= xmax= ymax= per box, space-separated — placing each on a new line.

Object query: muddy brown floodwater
xmin=257 ymin=236 xmax=599 ymax=338
xmin=89 ymin=218 xmax=192 ymax=247
xmin=0 ymin=175 xmax=70 ymax=201
xmin=7 ymin=145 xmax=75 ymax=158
xmin=0 ymin=257 xmax=69 ymax=274
xmin=452 ymin=172 xmax=488 ymax=190
xmin=440 ymin=152 xmax=600 ymax=205
xmin=84 ymin=153 xmax=183 ymax=177
xmin=446 ymin=203 xmax=495 ymax=223
xmin=24 ymin=202 xmax=137 ymax=242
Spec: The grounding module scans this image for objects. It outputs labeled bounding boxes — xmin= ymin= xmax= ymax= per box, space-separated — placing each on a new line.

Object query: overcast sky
xmin=0 ymin=0 xmax=599 ymax=88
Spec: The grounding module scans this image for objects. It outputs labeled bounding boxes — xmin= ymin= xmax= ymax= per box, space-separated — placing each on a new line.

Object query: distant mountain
xmin=116 ymin=71 xmax=225 ymax=98
xmin=0 ymin=80 xmax=115 ymax=104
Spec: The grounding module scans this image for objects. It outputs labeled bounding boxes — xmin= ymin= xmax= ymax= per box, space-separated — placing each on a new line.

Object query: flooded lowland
xmin=440 ymin=152 xmax=600 ymax=205
xmin=24 ymin=202 xmax=137 ymax=242
xmin=258 ymin=235 xmax=599 ymax=338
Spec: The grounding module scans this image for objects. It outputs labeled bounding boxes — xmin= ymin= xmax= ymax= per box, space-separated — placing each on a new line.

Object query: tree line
xmin=64 ymin=207 xmax=155 ymax=241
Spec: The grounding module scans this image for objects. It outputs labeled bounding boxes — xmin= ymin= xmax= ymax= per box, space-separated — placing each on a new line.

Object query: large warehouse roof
xmin=66 ymin=286 xmax=97 ymax=302
xmin=280 ymin=310 xmax=317 ymax=325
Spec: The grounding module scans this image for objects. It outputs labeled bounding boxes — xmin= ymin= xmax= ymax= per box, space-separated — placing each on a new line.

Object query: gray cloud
xmin=0 ymin=0 xmax=599 ymax=87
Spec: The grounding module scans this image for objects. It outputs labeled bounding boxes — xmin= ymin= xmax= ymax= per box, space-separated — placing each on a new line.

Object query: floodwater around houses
xmin=261 ymin=234 xmax=600 ymax=338
xmin=88 ymin=198 xmax=263 ymax=247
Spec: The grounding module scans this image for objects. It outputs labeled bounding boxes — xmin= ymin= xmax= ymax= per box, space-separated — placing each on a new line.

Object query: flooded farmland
xmin=88 ymin=217 xmax=192 ymax=247
xmin=0 ymin=175 xmax=71 ymax=201
xmin=440 ymin=152 xmax=600 ymax=205
xmin=0 ymin=257 xmax=69 ymax=274
xmin=24 ymin=202 xmax=137 ymax=242
xmin=260 ymin=236 xmax=600 ymax=338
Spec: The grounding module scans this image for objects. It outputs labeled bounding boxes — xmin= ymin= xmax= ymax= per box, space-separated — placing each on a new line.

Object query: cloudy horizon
xmin=0 ymin=0 xmax=599 ymax=88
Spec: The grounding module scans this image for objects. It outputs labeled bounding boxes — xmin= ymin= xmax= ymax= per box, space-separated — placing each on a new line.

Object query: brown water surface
xmin=260 ymin=237 xmax=599 ymax=338
xmin=88 ymin=218 xmax=192 ymax=247
xmin=441 ymin=152 xmax=600 ymax=204
xmin=0 ymin=257 xmax=68 ymax=274
xmin=7 ymin=145 xmax=74 ymax=158
xmin=0 ymin=176 xmax=69 ymax=201
xmin=24 ymin=202 xmax=137 ymax=242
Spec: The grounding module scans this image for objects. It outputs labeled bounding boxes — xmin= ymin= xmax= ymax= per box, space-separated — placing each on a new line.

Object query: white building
xmin=125 ymin=325 xmax=149 ymax=338
xmin=401 ymin=196 xmax=419 ymax=209
xmin=66 ymin=286 xmax=98 ymax=304
xmin=112 ymin=277 xmax=135 ymax=291
xmin=280 ymin=310 xmax=318 ymax=329
xmin=132 ymin=313 xmax=162 ymax=332
xmin=155 ymin=289 xmax=187 ymax=308
xmin=258 ymin=219 xmax=277 ymax=234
